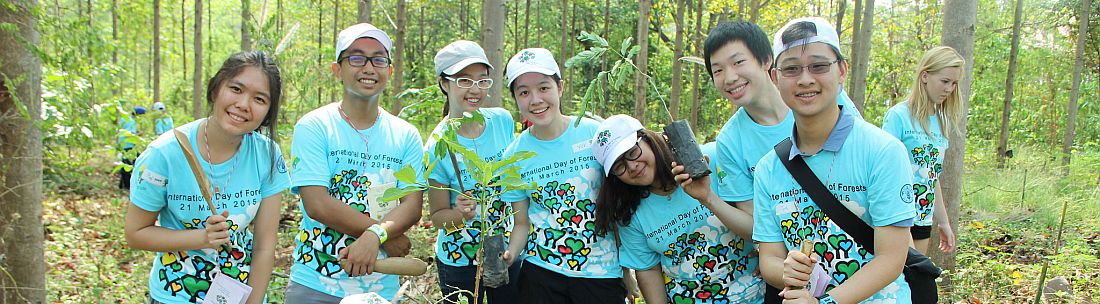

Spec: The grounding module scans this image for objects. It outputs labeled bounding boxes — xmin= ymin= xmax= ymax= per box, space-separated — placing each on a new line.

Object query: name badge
xmin=367 ymin=182 xmax=399 ymax=221
xmin=202 ymin=272 xmax=251 ymax=304
xmin=572 ymin=139 xmax=593 ymax=153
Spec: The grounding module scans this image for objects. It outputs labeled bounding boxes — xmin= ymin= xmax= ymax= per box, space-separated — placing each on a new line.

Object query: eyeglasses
xmin=776 ymin=60 xmax=839 ymax=78
xmin=339 ymin=55 xmax=393 ymax=68
xmin=445 ymin=77 xmax=494 ymax=89
xmin=610 ymin=139 xmax=643 ymax=177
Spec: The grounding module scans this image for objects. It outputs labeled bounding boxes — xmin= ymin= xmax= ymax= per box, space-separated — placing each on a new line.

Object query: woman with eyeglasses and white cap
xmin=591 ymin=115 xmax=760 ymax=304
xmin=424 ymin=40 xmax=520 ymax=304
xmin=497 ymin=48 xmax=633 ymax=304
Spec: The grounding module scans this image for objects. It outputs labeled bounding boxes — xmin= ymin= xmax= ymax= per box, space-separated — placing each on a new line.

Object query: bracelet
xmin=816 ymin=294 xmax=838 ymax=304
xmin=367 ymin=224 xmax=388 ymax=244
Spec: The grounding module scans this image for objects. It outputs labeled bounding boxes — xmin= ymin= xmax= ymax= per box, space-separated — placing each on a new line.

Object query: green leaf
xmin=576 ymin=31 xmax=608 ymax=48
xmin=381 ymin=186 xmax=423 ymax=202
xmin=620 ymin=37 xmax=634 ymax=57
xmin=490 ymin=151 xmax=536 ymax=176
xmin=393 ymin=164 xmax=418 ymax=185
xmin=679 ymin=56 xmax=705 ymax=66
xmin=564 ymin=48 xmax=606 ymax=68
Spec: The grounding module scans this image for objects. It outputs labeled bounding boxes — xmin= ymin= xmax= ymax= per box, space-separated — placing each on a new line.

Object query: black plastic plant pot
xmin=481 ymin=234 xmax=509 ymax=288
xmin=664 ymin=119 xmax=711 ymax=179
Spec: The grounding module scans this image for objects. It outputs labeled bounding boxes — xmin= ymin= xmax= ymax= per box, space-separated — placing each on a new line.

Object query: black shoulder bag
xmin=774 ymin=138 xmax=941 ymax=304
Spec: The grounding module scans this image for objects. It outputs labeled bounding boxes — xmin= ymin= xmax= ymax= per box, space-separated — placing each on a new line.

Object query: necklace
xmin=203 ymin=120 xmax=241 ymax=199
xmin=338 ymin=105 xmax=378 ymax=154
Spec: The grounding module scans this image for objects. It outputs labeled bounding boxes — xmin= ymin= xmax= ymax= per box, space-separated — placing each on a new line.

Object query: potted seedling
xmin=565 ymin=31 xmax=710 ymax=178
xmin=384 ymin=111 xmax=535 ymax=302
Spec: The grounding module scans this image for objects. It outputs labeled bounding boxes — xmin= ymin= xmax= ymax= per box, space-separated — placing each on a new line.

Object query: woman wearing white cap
xmin=425 ymin=40 xmax=520 ymax=303
xmin=497 ymin=48 xmax=630 ymax=303
xmin=591 ymin=115 xmax=760 ymax=304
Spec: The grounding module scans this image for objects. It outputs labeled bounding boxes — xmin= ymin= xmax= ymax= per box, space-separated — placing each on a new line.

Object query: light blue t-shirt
xmin=425 ymin=108 xmax=516 ymax=267
xmin=882 ymin=102 xmax=948 ymax=227
xmin=618 ymin=185 xmax=764 ymax=303
xmin=156 ymin=116 xmax=176 ymax=135
xmin=130 ymin=119 xmax=290 ymax=303
xmin=752 ymin=111 xmax=915 ymax=303
xmin=288 ymin=104 xmax=426 ymax=298
xmin=500 ymin=117 xmax=622 ymax=278
xmin=714 ymin=108 xmax=795 ymax=202
xmin=119 ymin=114 xmax=138 ymax=150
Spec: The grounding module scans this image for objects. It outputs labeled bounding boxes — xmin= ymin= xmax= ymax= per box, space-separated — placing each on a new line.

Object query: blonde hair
xmin=904 ymin=46 xmax=965 ymax=137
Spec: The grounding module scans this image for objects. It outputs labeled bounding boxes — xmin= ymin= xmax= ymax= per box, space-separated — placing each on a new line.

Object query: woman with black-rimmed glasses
xmin=424 ymin=40 xmax=520 ymax=304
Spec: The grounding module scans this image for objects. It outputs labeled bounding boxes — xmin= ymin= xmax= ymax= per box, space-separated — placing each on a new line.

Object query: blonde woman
xmin=881 ymin=46 xmax=965 ymax=255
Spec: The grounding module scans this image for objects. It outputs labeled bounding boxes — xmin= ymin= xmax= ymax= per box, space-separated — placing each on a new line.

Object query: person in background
xmin=881 ymin=46 xmax=964 ymax=255
xmin=118 ymin=105 xmax=146 ymax=190
xmin=285 ymin=22 xmax=424 ymax=303
xmin=152 ymin=101 xmax=175 ymax=136
xmin=592 ymin=115 xmax=760 ymax=304
xmin=425 ymin=40 xmax=521 ymax=303
xmin=124 ymin=51 xmax=289 ymax=304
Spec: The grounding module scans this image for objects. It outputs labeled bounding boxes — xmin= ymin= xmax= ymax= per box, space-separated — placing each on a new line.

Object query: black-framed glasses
xmin=445 ymin=77 xmax=494 ymax=89
xmin=340 ymin=55 xmax=392 ymax=68
xmin=610 ymin=138 xmax=644 ymax=177
xmin=776 ymin=60 xmax=839 ymax=78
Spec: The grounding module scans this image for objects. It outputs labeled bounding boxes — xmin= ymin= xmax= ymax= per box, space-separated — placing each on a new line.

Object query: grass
xmin=39 ymin=143 xmax=1099 ymax=303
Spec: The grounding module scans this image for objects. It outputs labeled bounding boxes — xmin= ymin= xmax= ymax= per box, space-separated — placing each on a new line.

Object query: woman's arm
xmin=245 ymin=194 xmax=282 ymax=304
xmin=124 ymin=203 xmax=227 ymax=252
xmin=502 ymin=199 xmax=530 ymax=266
xmin=933 ymin=185 xmax=955 ymax=252
xmin=636 ymin=266 xmax=668 ymax=304
xmin=428 ymin=180 xmax=472 ymax=230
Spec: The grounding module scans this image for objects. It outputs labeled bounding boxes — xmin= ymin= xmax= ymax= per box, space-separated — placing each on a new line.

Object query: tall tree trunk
xmin=851 ymin=0 xmax=863 ymax=49
xmin=181 ymin=0 xmax=188 ymax=113
xmin=847 ymin=0 xmax=874 ymax=115
xmin=524 ymin=0 xmax=531 ymax=48
xmin=0 ymin=1 xmax=45 ymax=302
xmin=1063 ymin=0 xmax=1091 ymax=172
xmin=206 ymin=0 xmax=211 ymax=80
xmin=689 ymin=0 xmax=703 ymax=131
xmin=241 ymin=0 xmax=251 ymax=51
xmin=390 ymin=0 xmax=407 ymax=114
xmin=934 ymin=0 xmax=976 ymax=290
xmin=835 ymin=0 xmax=846 ymax=38
xmin=481 ymin=0 xmax=506 ymax=108
xmin=193 ymin=0 xmax=204 ymax=119
xmin=112 ymin=0 xmax=118 ymax=66
xmin=559 ymin=0 xmax=569 ymax=61
xmin=154 ymin=0 xmax=162 ymax=104
xmin=996 ymin=0 xmax=1024 ymax=167
xmin=358 ymin=0 xmax=372 ymax=23
xmin=634 ymin=0 xmax=651 ymax=124
xmin=669 ymin=0 xmax=687 ymax=120
xmin=599 ymin=0 xmax=610 ymax=117
xmin=316 ymin=2 xmax=323 ymax=106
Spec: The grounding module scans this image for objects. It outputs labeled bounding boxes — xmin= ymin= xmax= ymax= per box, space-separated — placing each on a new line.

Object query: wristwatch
xmin=816 ymin=294 xmax=838 ymax=304
xmin=367 ymin=224 xmax=388 ymax=244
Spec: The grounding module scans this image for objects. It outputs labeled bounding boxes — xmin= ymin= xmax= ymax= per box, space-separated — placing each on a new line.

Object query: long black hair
xmin=206 ymin=51 xmax=283 ymax=181
xmin=594 ymin=129 xmax=679 ymax=237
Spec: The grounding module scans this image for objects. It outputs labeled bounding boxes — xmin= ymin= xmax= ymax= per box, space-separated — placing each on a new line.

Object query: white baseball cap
xmin=335 ymin=23 xmax=393 ymax=61
xmin=772 ymin=17 xmax=842 ymax=61
xmin=435 ymin=40 xmax=493 ymax=76
xmin=591 ymin=115 xmax=644 ymax=177
xmin=152 ymin=102 xmax=166 ymax=112
xmin=506 ymin=48 xmax=561 ymax=88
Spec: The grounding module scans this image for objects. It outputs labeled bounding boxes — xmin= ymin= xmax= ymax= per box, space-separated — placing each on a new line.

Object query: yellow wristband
xmin=367 ymin=224 xmax=388 ymax=244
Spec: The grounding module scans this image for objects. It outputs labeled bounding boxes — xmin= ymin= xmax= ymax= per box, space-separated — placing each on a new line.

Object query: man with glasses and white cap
xmin=750 ymin=17 xmax=915 ymax=304
xmin=286 ymin=22 xmax=425 ymax=303
xmin=425 ymin=40 xmax=520 ymax=303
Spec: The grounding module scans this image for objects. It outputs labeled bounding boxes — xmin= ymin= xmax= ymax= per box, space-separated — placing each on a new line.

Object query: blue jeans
xmin=437 ymin=260 xmax=522 ymax=304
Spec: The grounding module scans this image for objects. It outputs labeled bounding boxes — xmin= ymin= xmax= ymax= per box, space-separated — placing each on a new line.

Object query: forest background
xmin=0 ymin=0 xmax=1098 ymax=303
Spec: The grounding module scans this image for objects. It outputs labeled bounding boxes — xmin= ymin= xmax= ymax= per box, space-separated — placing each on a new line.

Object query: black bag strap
xmin=775 ymin=138 xmax=877 ymax=255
